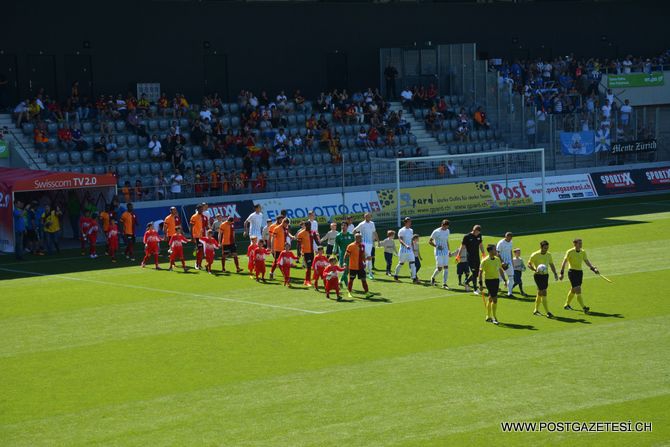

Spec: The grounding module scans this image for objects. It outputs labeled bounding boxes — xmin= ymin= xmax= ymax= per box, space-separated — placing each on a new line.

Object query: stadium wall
xmin=1 ymin=0 xmax=669 ymax=101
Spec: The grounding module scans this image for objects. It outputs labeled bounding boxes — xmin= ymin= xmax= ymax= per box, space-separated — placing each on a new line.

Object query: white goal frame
xmin=379 ymin=148 xmax=546 ymax=226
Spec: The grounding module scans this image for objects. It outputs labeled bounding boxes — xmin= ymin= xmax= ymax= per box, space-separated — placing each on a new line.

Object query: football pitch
xmin=1 ymin=194 xmax=669 ymax=446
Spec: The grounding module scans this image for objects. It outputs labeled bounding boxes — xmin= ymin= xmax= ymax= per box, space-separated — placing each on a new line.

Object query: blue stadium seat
xmin=234 ymin=158 xmax=243 ymax=170
xmin=94 ymin=166 xmax=106 ymax=175
xmin=224 ymin=158 xmax=235 ymax=170
xmin=128 ymin=163 xmax=140 ymax=176
xmin=117 ymin=164 xmax=129 ymax=176
xmin=69 ymin=151 xmax=81 ymax=164
xmin=22 ymin=123 xmax=34 ymax=135
xmin=203 ymin=159 xmax=214 ymax=172
xmin=82 ymin=166 xmax=94 ymax=174
xmin=138 ymin=149 xmax=149 ymax=161
xmin=161 ymin=161 xmax=172 ymax=172
xmin=159 ymin=119 xmax=169 ymax=130
xmin=47 ymin=123 xmax=58 ymax=134
xmin=46 ymin=152 xmax=57 ymax=165
xmin=192 ymin=146 xmax=202 ymax=158
xmin=302 ymin=153 xmax=313 ymax=165
xmin=150 ymin=163 xmax=161 ymax=175
xmin=230 ymin=117 xmax=240 ymax=128
xmin=57 ymin=152 xmax=69 ymax=165
xmin=140 ymin=163 xmax=151 ymax=175
xmin=115 ymin=121 xmax=126 ymax=132
xmin=229 ymin=103 xmax=239 ymax=114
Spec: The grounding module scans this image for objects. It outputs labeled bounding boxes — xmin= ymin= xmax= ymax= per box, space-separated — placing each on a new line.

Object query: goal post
xmin=369 ymin=148 xmax=546 ymax=226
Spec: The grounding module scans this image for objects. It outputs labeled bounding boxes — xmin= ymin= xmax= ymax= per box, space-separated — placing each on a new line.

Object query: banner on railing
xmin=607 ymin=72 xmax=664 ymax=88
xmin=610 ymin=139 xmax=657 ymax=155
xmin=375 ymin=184 xmax=494 ymax=221
xmin=485 ymin=174 xmax=598 ymax=206
xmin=591 ymin=166 xmax=670 ymax=196
xmin=255 ymin=192 xmax=381 ymax=224
xmin=560 ymin=131 xmax=596 ymax=155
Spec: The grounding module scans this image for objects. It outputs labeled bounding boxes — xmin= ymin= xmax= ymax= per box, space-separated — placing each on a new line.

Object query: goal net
xmin=368 ymin=148 xmax=546 ymax=226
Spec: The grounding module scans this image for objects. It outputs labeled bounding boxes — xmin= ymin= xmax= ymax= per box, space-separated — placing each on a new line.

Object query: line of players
xmin=82 ymin=202 xmax=602 ymax=319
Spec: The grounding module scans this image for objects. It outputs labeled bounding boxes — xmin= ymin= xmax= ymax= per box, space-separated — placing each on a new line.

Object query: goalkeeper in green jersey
xmin=333 ymin=221 xmax=355 ymax=285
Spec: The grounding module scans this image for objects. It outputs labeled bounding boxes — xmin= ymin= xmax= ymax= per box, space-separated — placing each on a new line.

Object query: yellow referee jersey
xmin=529 ymin=250 xmax=554 ymax=275
xmin=563 ymin=248 xmax=589 ymax=270
xmin=481 ymin=255 xmax=502 ymax=280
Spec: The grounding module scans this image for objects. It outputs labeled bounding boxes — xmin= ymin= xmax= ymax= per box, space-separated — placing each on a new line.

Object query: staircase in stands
xmin=388 ymin=101 xmax=447 ymax=156
xmin=0 ymin=113 xmax=46 ymax=170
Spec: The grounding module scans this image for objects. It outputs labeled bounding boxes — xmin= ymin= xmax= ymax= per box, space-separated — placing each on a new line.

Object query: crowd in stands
xmin=12 ymin=83 xmax=418 ymax=200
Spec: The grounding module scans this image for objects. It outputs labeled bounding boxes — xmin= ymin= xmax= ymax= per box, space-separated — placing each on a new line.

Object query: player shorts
xmin=363 ymin=242 xmax=373 ymax=258
xmin=468 ymin=258 xmax=481 ymax=272
xmin=568 ymin=269 xmax=583 ymax=288
xmin=326 ymin=244 xmax=334 ymax=255
xmin=485 ymin=279 xmax=500 ymax=299
xmin=398 ymin=248 xmax=415 ymax=263
xmin=435 ymin=255 xmax=450 ymax=268
xmin=534 ymin=273 xmax=549 ymax=290
xmin=457 ymin=262 xmax=470 ymax=276
xmin=223 ymin=243 xmax=237 ymax=255
xmin=303 ymin=252 xmax=314 ymax=268
xmin=348 ymin=269 xmax=366 ymax=280
xmin=124 ymin=234 xmax=136 ymax=246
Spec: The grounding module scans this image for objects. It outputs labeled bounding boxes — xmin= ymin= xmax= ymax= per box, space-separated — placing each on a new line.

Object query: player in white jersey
xmin=353 ymin=212 xmax=378 ymax=279
xmin=429 ymin=219 xmax=452 ymax=289
xmin=394 ymin=217 xmax=418 ymax=283
xmin=244 ymin=204 xmax=264 ymax=241
xmin=345 ymin=215 xmax=355 ymax=234
xmin=307 ymin=210 xmax=320 ymax=251
xmin=496 ymin=232 xmax=515 ymax=296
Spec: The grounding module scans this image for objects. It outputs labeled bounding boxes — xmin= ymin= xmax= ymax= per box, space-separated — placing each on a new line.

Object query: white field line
xmin=0 ymin=267 xmax=325 ymax=315
xmin=318 ymin=264 xmax=670 ymax=315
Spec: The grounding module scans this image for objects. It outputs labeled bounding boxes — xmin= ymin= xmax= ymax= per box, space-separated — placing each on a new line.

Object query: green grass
xmin=1 ymin=194 xmax=670 ymax=446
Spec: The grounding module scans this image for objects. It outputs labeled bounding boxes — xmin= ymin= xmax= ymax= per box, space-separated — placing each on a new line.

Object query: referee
xmin=559 ymin=238 xmax=599 ymax=314
xmin=459 ymin=224 xmax=485 ymax=294
xmin=527 ymin=240 xmax=559 ymax=318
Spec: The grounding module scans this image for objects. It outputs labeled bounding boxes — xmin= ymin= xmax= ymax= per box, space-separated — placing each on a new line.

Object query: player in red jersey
xmin=79 ymin=210 xmax=93 ymax=255
xmin=168 ymin=226 xmax=191 ymax=272
xmin=107 ymin=218 xmax=120 ymax=262
xmin=87 ymin=212 xmax=100 ymax=258
xmin=276 ymin=242 xmax=299 ymax=287
xmin=322 ymin=256 xmax=346 ymax=300
xmin=247 ymin=236 xmax=258 ymax=277
xmin=254 ymin=240 xmax=272 ymax=282
xmin=141 ymin=222 xmax=161 ymax=269
xmin=311 ymin=246 xmax=329 ymax=291
xmin=199 ymin=229 xmax=220 ymax=274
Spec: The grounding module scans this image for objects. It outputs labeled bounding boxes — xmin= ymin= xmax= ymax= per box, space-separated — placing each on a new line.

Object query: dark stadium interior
xmin=1 ymin=0 xmax=669 ymax=101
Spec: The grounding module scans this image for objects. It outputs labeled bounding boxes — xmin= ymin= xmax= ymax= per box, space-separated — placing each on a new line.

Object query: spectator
xmin=13 ymin=100 xmax=29 ymax=127
xmin=33 ymin=123 xmax=49 ymax=151
xmin=148 ymin=135 xmax=166 ymax=161
xmin=275 ymin=145 xmax=290 ymax=167
xmin=153 ymin=171 xmax=168 ymax=201
xmin=447 ymin=160 xmax=457 ymax=177
xmin=71 ymin=124 xmax=86 ymax=151
xmin=601 ymin=99 xmax=612 ymax=120
xmin=356 ymin=127 xmax=368 ymax=147
xmin=274 ymin=128 xmax=288 ymax=149
xmin=94 ymin=136 xmax=107 ymax=163
xmin=127 ymin=110 xmax=148 ymax=137
xmin=276 ymin=90 xmax=288 ymax=109
xmin=243 ymin=152 xmax=254 ymax=178
xmin=42 ymin=204 xmax=62 ymax=255
xmin=620 ymin=99 xmax=632 ymax=127
xmin=106 ymin=136 xmax=123 ymax=162
xmin=473 ymin=106 xmax=491 ymax=129
xmin=526 ymin=117 xmax=536 ymax=147
xmin=134 ymin=179 xmax=145 ymax=201
xmin=384 ymin=64 xmax=399 ymax=100
xmin=137 ymin=93 xmax=150 ymax=117
xmin=57 ymin=126 xmax=75 ymax=150
xmin=13 ymin=200 xmax=26 ymax=260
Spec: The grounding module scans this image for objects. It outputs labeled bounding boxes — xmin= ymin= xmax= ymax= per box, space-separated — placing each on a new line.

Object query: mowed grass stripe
xmin=1 ymin=315 xmax=667 ymax=446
